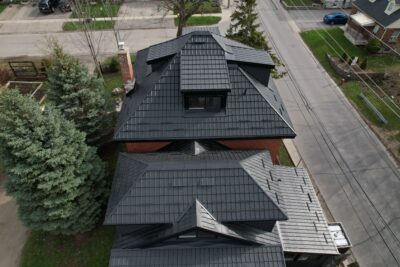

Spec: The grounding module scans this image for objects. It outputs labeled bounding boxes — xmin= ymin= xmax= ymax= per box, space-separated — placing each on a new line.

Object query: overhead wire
xmin=255 ymin=0 xmax=400 ymax=265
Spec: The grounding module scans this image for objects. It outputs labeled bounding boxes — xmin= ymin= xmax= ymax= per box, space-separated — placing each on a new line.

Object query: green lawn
xmin=103 ymin=72 xmax=123 ymax=96
xmin=284 ymin=0 xmax=314 ymax=6
xmin=20 ymin=226 xmax=115 ymax=267
xmin=342 ymin=81 xmax=400 ymax=130
xmin=278 ymin=144 xmax=294 ymax=167
xmin=175 ymin=16 xmax=221 ymax=27
xmin=0 ymin=3 xmax=8 ymax=13
xmin=301 ymin=28 xmax=400 ymax=131
xmin=300 ymin=28 xmax=400 ymax=75
xmin=71 ymin=2 xmax=120 ymax=18
xmin=63 ymin=20 xmax=115 ymax=31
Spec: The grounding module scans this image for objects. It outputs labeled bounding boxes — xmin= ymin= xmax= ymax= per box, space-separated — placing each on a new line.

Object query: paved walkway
xmin=0 ymin=176 xmax=28 ymax=267
xmin=258 ymin=0 xmax=400 ymax=266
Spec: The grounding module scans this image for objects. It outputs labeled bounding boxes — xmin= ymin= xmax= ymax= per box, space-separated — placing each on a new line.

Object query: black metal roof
xmin=104 ymin=150 xmax=288 ymax=225
xmin=180 ymin=34 xmax=231 ymax=92
xmin=114 ymin=29 xmax=295 ymax=142
xmin=274 ymin=166 xmax=339 ymax=255
xmin=109 ymin=246 xmax=286 ymax=267
xmin=354 ymin=0 xmax=400 ymax=27
xmin=183 ymin=26 xmax=221 ymax=35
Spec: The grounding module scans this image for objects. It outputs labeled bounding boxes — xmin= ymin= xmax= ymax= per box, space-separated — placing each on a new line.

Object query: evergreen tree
xmin=226 ymin=0 xmax=270 ymax=50
xmin=226 ymin=0 xmax=285 ymax=78
xmin=0 ymin=90 xmax=107 ymax=235
xmin=47 ymin=44 xmax=113 ymax=145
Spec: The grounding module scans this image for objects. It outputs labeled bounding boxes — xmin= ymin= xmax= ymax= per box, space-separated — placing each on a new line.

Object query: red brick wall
xmin=118 ymin=49 xmax=134 ymax=84
xmin=126 ymin=142 xmax=171 ymax=153
xmin=218 ymin=139 xmax=282 ymax=163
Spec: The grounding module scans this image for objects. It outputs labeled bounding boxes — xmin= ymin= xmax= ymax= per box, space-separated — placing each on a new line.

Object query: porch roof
xmin=350 ymin=12 xmax=375 ymax=26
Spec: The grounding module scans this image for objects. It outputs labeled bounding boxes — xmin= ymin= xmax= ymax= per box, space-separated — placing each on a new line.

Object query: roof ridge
xmin=105 ymin=153 xmax=149 ymax=223
xmin=240 ymin=152 xmax=288 ymax=220
xmin=239 ymin=67 xmax=296 ymax=135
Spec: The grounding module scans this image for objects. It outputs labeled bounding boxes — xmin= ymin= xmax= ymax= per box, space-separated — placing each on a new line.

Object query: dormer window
xmin=385 ymin=0 xmax=399 ymax=15
xmin=184 ymin=94 xmax=226 ymax=112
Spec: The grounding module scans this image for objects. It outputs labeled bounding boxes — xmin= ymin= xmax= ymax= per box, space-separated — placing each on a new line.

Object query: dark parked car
xmin=38 ymin=0 xmax=71 ymax=14
xmin=323 ymin=12 xmax=348 ymax=25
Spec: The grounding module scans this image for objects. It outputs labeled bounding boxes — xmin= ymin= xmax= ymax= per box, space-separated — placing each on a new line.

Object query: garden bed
xmin=6 ymin=81 xmax=45 ymax=103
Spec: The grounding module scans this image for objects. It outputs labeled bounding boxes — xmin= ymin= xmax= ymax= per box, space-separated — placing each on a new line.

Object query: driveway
xmin=287 ymin=9 xmax=350 ymax=31
xmin=0 ymin=175 xmax=28 ymax=267
xmin=0 ymin=3 xmax=70 ymax=21
xmin=257 ymin=0 xmax=400 ymax=266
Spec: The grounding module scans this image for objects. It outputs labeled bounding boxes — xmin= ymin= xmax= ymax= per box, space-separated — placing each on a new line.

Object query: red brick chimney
xmin=118 ymin=42 xmax=134 ymax=85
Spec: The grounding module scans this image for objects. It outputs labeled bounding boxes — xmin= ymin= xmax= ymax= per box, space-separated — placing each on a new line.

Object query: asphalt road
xmin=0 ymin=28 xmax=177 ymax=59
xmin=256 ymin=0 xmax=400 ymax=266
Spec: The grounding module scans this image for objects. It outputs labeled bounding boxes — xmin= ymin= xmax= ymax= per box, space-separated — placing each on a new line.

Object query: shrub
xmin=359 ymin=58 xmax=368 ymax=70
xmin=0 ymin=68 xmax=12 ymax=85
xmin=366 ymin=38 xmax=382 ymax=54
xmin=341 ymin=52 xmax=348 ymax=63
xmin=108 ymin=56 xmax=119 ymax=73
xmin=101 ymin=55 xmax=119 ymax=73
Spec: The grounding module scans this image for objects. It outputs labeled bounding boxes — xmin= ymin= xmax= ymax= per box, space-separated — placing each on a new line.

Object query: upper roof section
xmin=114 ymin=29 xmax=295 ymax=142
xmin=146 ymin=29 xmax=274 ymax=67
xmin=354 ymin=0 xmax=400 ymax=27
xmin=104 ymin=149 xmax=288 ymax=225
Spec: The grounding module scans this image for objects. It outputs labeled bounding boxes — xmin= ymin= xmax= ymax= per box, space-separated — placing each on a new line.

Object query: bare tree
xmin=70 ymin=0 xmax=123 ymax=77
xmin=159 ymin=0 xmax=204 ymax=37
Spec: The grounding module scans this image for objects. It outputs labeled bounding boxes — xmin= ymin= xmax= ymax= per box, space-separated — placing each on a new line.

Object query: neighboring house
xmin=344 ymin=0 xmax=400 ymax=51
xmin=107 ymin=27 xmax=351 ymax=267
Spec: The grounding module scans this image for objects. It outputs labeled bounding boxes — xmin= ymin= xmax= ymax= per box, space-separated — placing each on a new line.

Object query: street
xmin=257 ymin=0 xmax=400 ymax=266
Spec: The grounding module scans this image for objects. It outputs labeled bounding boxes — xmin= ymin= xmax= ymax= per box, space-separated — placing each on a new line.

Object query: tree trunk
xmin=177 ymin=16 xmax=188 ymax=37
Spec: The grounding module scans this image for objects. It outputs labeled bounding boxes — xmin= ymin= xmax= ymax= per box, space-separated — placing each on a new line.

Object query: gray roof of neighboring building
xmin=105 ymin=150 xmax=288 ymax=225
xmin=354 ymin=0 xmax=400 ymax=27
xmin=183 ymin=26 xmax=221 ymax=35
xmin=275 ymin=166 xmax=339 ymax=255
xmin=109 ymin=246 xmax=286 ymax=267
xmin=114 ymin=30 xmax=295 ymax=142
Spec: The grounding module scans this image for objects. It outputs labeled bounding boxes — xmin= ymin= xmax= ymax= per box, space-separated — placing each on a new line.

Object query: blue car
xmin=323 ymin=12 xmax=348 ymax=25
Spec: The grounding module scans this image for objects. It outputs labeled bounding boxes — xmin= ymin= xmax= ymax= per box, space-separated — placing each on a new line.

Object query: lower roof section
xmin=109 ymin=246 xmax=285 ymax=267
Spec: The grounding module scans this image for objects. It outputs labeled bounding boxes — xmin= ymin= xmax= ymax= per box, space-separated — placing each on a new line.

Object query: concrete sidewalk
xmin=0 ymin=176 xmax=28 ymax=267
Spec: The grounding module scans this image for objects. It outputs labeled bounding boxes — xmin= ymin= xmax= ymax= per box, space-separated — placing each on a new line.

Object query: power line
xmin=291 ymin=8 xmax=400 ymax=119
xmin=255 ymin=0 xmax=400 ymax=264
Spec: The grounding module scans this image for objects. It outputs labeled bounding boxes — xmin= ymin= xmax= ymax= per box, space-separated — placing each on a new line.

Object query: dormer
xmin=385 ymin=0 xmax=400 ymax=15
xmin=180 ymin=33 xmax=231 ymax=113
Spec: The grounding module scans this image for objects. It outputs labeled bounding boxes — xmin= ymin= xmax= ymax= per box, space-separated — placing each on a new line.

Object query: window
xmin=389 ymin=30 xmax=400 ymax=43
xmin=185 ymin=95 xmax=225 ymax=112
xmin=372 ymin=25 xmax=380 ymax=34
